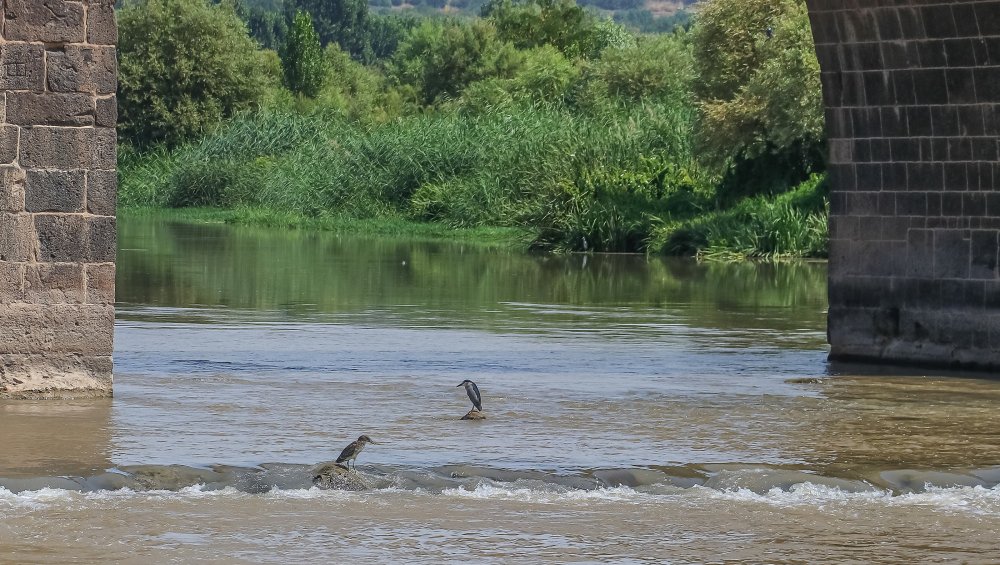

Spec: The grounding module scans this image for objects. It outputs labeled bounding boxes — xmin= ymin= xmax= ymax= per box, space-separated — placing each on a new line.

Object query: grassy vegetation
xmin=119 ymin=102 xmax=705 ymax=253
xmin=120 ymin=206 xmax=531 ymax=247
xmin=649 ymin=174 xmax=828 ymax=260
xmin=118 ymin=0 xmax=828 ymax=260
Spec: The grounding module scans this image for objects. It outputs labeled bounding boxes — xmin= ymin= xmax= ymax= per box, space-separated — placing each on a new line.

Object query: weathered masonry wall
xmin=0 ymin=0 xmax=116 ymax=398
xmin=808 ymin=1 xmax=1000 ymax=369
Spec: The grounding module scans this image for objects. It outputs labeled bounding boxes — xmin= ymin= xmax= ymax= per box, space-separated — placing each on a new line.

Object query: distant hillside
xmin=243 ymin=0 xmax=696 ymax=32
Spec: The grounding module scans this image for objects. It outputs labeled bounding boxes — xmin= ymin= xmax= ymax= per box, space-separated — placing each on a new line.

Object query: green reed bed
xmin=120 ymin=102 xmax=707 ymax=252
xmin=649 ymin=174 xmax=829 ymax=260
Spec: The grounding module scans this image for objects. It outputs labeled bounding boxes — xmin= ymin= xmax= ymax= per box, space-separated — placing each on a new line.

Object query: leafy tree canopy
xmin=118 ymin=0 xmax=267 ymax=147
xmin=692 ymin=0 xmax=823 ymax=199
xmin=282 ymin=10 xmax=329 ymax=97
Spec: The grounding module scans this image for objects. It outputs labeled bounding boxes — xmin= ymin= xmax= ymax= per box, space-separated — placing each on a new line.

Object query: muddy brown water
xmin=2 ymin=219 xmax=999 ymax=563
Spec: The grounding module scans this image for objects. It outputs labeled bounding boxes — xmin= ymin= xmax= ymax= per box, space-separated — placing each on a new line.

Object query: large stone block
xmin=6 ymin=92 xmax=95 ymax=127
xmin=24 ymin=263 xmax=84 ymax=304
xmin=35 ymin=214 xmax=86 ymax=262
xmin=0 ymin=44 xmax=44 ymax=91
xmin=85 ymin=263 xmax=114 ymax=305
xmin=2 ymin=0 xmax=86 ymax=43
xmin=46 ymin=46 xmax=117 ymax=95
xmin=19 ymin=127 xmax=116 ymax=170
xmin=0 ymin=167 xmax=25 ymax=212
xmin=0 ymin=125 xmax=18 ymax=165
xmin=0 ymin=261 xmax=25 ymax=303
xmin=0 ymin=304 xmax=114 ymax=355
xmin=87 ymin=216 xmax=116 ymax=262
xmin=87 ymin=0 xmax=118 ymax=45
xmin=95 ymin=96 xmax=116 ymax=128
xmin=33 ymin=214 xmax=114 ymax=263
xmin=0 ymin=354 xmax=112 ymax=399
xmin=24 ymin=170 xmax=85 ymax=213
xmin=0 ymin=213 xmax=34 ymax=262
xmin=86 ymin=169 xmax=116 ymax=216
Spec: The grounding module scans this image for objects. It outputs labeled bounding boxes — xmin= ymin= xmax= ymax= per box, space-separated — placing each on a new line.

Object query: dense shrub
xmin=118 ymin=0 xmax=268 ymax=147
xmin=692 ymin=0 xmax=824 ymax=202
xmin=390 ymin=19 xmax=521 ymax=105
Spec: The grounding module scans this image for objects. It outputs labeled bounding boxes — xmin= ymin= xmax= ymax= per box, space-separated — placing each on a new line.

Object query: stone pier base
xmin=0 ymin=0 xmax=117 ymax=398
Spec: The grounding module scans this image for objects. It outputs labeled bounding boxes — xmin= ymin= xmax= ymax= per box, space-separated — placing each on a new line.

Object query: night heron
xmin=335 ymin=434 xmax=378 ymax=470
xmin=457 ymin=379 xmax=482 ymax=412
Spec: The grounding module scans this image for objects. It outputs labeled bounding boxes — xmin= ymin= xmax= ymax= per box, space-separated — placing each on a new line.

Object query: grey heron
xmin=335 ymin=434 xmax=378 ymax=470
xmin=457 ymin=379 xmax=483 ymax=412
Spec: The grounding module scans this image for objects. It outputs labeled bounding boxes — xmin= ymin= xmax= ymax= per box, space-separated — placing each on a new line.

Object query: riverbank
xmin=117 ymin=109 xmax=829 ymax=259
xmin=119 ymin=206 xmax=532 ymax=249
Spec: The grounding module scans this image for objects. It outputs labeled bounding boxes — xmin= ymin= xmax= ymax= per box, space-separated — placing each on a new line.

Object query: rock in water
xmin=311 ymin=463 xmax=374 ymax=491
xmin=460 ymin=409 xmax=486 ymax=420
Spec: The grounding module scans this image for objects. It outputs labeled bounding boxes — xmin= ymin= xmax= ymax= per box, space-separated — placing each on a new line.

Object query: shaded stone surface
xmin=0 ymin=0 xmax=117 ymax=398
xmin=6 ymin=92 xmax=95 ymax=126
xmin=808 ymin=0 xmax=1000 ymax=370
xmin=24 ymin=170 xmax=86 ymax=213
xmin=46 ymin=46 xmax=117 ymax=95
xmin=461 ymin=409 xmax=486 ymax=420
xmin=2 ymin=0 xmax=86 ymax=43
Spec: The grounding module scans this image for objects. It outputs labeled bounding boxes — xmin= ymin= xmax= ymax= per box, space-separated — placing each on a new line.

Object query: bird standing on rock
xmin=457 ymin=379 xmax=483 ymax=412
xmin=336 ymin=434 xmax=378 ymax=470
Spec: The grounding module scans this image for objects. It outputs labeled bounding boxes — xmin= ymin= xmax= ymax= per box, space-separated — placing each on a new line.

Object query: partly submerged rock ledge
xmin=311 ymin=463 xmax=376 ymax=491
xmin=460 ymin=409 xmax=486 ymax=420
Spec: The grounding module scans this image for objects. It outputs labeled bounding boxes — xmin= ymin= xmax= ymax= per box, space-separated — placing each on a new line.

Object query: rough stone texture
xmin=19 ymin=126 xmax=115 ymax=169
xmin=0 ymin=43 xmax=45 ymax=91
xmin=0 ymin=213 xmax=34 ymax=262
xmin=85 ymin=263 xmax=114 ymax=304
xmin=6 ymin=92 xmax=95 ymax=126
xmin=311 ymin=463 xmax=377 ymax=491
xmin=0 ymin=166 xmax=25 ymax=211
xmin=86 ymin=0 xmax=117 ymax=45
xmin=808 ymin=0 xmax=1000 ymax=370
xmin=0 ymin=124 xmax=17 ymax=164
xmin=46 ymin=46 xmax=117 ymax=95
xmin=0 ymin=1 xmax=117 ymax=398
xmin=86 ymin=169 xmax=116 ymax=216
xmin=3 ymin=0 xmax=86 ymax=43
xmin=95 ymin=96 xmax=116 ymax=128
xmin=24 ymin=170 xmax=85 ymax=212
xmin=24 ymin=263 xmax=84 ymax=303
xmin=0 ymin=354 xmax=113 ymax=399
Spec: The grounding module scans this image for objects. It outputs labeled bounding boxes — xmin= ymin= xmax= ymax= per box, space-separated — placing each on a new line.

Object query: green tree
xmin=118 ymin=0 xmax=266 ymax=147
xmin=282 ymin=10 xmax=329 ymax=97
xmin=588 ymin=32 xmax=692 ymax=102
xmin=391 ymin=19 xmax=521 ymax=106
xmin=692 ymin=0 xmax=824 ymax=201
xmin=484 ymin=0 xmax=621 ymax=59
xmin=286 ymin=0 xmax=372 ymax=60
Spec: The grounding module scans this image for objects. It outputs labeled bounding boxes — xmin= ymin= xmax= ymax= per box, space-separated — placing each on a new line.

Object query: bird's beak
xmin=455 ymin=383 xmax=463 ymax=387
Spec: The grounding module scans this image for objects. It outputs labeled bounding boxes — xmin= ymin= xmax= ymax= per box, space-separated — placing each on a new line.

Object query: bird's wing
xmin=336 ymin=442 xmax=357 ymax=463
xmin=470 ymin=382 xmax=482 ymax=409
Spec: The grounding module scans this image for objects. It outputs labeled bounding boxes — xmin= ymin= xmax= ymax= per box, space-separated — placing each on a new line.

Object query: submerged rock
xmin=785 ymin=377 xmax=825 ymax=384
xmin=461 ymin=409 xmax=486 ymax=420
xmin=311 ymin=463 xmax=375 ymax=491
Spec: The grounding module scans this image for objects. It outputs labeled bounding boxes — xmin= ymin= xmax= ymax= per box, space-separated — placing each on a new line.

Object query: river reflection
xmin=0 ymin=400 xmax=112 ymax=478
xmin=117 ymin=218 xmax=829 ymax=342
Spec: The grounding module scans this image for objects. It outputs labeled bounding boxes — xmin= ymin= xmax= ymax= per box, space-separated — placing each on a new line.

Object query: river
xmin=1 ymin=218 xmax=999 ymax=563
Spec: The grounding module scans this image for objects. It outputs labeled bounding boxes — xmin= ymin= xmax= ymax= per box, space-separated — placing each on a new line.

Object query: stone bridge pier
xmin=0 ymin=0 xmax=117 ymax=398
xmin=808 ymin=0 xmax=1000 ymax=370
